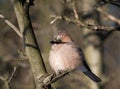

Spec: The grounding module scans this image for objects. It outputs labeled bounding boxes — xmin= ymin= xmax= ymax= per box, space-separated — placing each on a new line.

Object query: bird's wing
xmin=77 ymin=46 xmax=101 ymax=82
xmin=69 ymin=42 xmax=92 ymax=72
xmin=82 ymin=60 xmax=92 ymax=72
xmin=76 ymin=45 xmax=92 ymax=72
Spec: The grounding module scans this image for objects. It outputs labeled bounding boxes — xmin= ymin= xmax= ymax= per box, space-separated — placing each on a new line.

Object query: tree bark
xmin=11 ymin=0 xmax=49 ymax=89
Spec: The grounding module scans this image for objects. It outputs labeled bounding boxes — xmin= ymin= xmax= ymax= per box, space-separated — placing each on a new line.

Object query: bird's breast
xmin=49 ymin=43 xmax=82 ymax=74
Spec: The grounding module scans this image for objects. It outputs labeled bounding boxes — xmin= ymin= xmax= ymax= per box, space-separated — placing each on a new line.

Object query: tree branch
xmin=50 ymin=1 xmax=120 ymax=31
xmin=50 ymin=14 xmax=119 ymax=31
xmin=11 ymin=0 xmax=49 ymax=89
xmin=97 ymin=8 xmax=120 ymax=25
xmin=0 ymin=14 xmax=22 ymax=38
xmin=43 ymin=71 xmax=70 ymax=87
xmin=7 ymin=67 xmax=17 ymax=84
xmin=0 ymin=76 xmax=9 ymax=89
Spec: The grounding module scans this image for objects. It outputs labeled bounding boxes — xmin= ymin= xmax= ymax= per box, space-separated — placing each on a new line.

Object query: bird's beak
xmin=50 ymin=40 xmax=55 ymax=44
xmin=50 ymin=39 xmax=62 ymax=44
xmin=50 ymin=37 xmax=58 ymax=44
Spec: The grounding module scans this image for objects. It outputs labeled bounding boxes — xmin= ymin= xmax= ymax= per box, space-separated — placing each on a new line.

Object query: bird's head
xmin=50 ymin=30 xmax=73 ymax=44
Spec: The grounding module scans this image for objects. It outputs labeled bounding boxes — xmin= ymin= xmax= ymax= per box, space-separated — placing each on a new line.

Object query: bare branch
xmin=71 ymin=1 xmax=85 ymax=26
xmin=0 ymin=14 xmax=22 ymax=38
xmin=97 ymin=8 xmax=120 ymax=25
xmin=50 ymin=1 xmax=120 ymax=31
xmin=50 ymin=15 xmax=62 ymax=24
xmin=0 ymin=76 xmax=9 ymax=89
xmin=72 ymin=2 xmax=79 ymax=20
xmin=7 ymin=67 xmax=17 ymax=84
xmin=50 ymin=14 xmax=119 ymax=31
xmin=12 ymin=0 xmax=49 ymax=89
xmin=42 ymin=71 xmax=71 ymax=87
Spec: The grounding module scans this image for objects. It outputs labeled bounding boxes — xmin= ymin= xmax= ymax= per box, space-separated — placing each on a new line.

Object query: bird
xmin=49 ymin=30 xmax=101 ymax=82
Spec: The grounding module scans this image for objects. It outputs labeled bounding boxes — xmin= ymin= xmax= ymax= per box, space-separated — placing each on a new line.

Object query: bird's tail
xmin=83 ymin=71 xmax=101 ymax=82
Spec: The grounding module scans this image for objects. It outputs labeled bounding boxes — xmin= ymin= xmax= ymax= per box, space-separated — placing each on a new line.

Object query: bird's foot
xmin=37 ymin=73 xmax=55 ymax=84
xmin=58 ymin=70 xmax=67 ymax=75
xmin=37 ymin=73 xmax=55 ymax=89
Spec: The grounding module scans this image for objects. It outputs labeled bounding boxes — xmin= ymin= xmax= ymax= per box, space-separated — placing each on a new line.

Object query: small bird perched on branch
xmin=49 ymin=30 xmax=101 ymax=82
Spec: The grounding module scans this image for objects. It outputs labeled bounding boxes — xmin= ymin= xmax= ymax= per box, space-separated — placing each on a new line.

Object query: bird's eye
xmin=56 ymin=35 xmax=62 ymax=41
xmin=58 ymin=39 xmax=62 ymax=42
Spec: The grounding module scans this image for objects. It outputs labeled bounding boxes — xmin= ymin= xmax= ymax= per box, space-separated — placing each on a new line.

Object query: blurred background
xmin=0 ymin=0 xmax=120 ymax=89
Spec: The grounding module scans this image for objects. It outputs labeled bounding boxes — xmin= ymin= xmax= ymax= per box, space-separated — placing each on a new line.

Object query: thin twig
xmin=43 ymin=71 xmax=70 ymax=87
xmin=50 ymin=15 xmax=62 ymax=24
xmin=50 ymin=1 xmax=120 ymax=31
xmin=7 ymin=67 xmax=17 ymax=83
xmin=50 ymin=14 xmax=119 ymax=31
xmin=97 ymin=8 xmax=120 ymax=25
xmin=0 ymin=14 xmax=22 ymax=38
xmin=71 ymin=1 xmax=85 ymax=26
xmin=72 ymin=2 xmax=79 ymax=20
